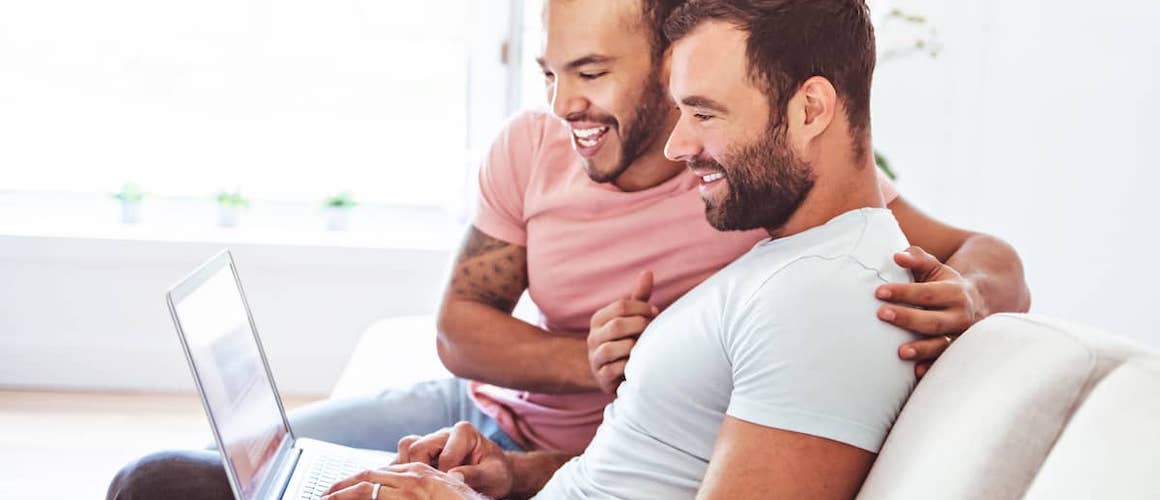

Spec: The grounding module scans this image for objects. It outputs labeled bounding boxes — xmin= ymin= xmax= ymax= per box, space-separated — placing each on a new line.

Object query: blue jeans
xmin=106 ymin=378 xmax=521 ymax=500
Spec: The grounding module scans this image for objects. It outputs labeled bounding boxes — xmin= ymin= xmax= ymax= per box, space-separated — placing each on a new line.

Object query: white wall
xmin=872 ymin=0 xmax=1160 ymax=345
xmin=0 ymin=234 xmax=453 ymax=396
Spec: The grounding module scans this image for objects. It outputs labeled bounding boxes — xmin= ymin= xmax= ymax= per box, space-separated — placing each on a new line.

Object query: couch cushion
xmin=858 ymin=314 xmax=1153 ymax=500
xmin=1022 ymin=359 xmax=1160 ymax=499
xmin=330 ymin=315 xmax=450 ymax=399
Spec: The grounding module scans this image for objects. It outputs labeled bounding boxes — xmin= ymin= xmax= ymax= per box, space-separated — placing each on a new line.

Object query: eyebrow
xmin=680 ymin=95 xmax=729 ymax=114
xmin=536 ymin=54 xmax=617 ymax=72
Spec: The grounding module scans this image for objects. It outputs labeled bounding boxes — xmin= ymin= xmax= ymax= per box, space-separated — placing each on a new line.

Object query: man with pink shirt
xmin=107 ymin=0 xmax=1030 ymax=497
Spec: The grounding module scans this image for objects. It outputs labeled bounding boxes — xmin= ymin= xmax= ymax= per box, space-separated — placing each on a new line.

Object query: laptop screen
xmin=174 ymin=264 xmax=289 ymax=499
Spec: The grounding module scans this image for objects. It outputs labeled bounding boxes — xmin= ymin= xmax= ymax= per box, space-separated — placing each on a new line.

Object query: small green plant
xmin=878 ymin=8 xmax=942 ymax=64
xmin=323 ymin=192 xmax=356 ymax=209
xmin=874 ymin=150 xmax=897 ymax=180
xmin=112 ymin=182 xmax=146 ymax=202
xmin=215 ymin=189 xmax=250 ymax=209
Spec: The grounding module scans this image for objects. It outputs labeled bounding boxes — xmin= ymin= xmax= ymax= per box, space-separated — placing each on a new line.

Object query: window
xmin=0 ymin=0 xmax=477 ymax=207
xmin=514 ymin=0 xmax=548 ymax=113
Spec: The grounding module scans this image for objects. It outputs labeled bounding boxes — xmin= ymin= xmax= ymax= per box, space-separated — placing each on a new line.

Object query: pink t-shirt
xmin=468 ymin=110 xmax=899 ymax=453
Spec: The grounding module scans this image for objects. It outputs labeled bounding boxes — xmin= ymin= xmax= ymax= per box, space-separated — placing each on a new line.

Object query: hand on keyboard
xmin=320 ymin=462 xmax=487 ymax=500
xmin=391 ymin=422 xmax=516 ymax=499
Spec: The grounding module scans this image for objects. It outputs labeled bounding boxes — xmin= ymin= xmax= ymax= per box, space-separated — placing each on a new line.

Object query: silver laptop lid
xmin=167 ymin=250 xmax=296 ymax=500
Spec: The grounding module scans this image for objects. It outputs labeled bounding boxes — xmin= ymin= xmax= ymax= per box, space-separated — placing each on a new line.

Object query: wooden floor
xmin=0 ymin=390 xmax=318 ymax=499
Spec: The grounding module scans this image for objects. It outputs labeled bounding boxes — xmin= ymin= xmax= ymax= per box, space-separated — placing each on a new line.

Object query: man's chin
xmin=582 ymin=158 xmax=626 ymax=184
xmin=704 ymin=203 xmax=768 ymax=232
xmin=704 ymin=206 xmax=733 ymax=231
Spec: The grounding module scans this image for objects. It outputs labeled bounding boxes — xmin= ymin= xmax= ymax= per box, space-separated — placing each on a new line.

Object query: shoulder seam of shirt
xmin=735 ymin=211 xmax=889 ymax=313
xmin=736 ymin=253 xmax=891 ymax=315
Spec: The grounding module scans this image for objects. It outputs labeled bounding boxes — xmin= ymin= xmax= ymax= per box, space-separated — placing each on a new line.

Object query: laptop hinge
xmin=255 ymin=437 xmax=301 ymax=500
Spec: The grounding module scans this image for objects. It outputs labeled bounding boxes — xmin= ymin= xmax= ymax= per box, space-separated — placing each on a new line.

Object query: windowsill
xmin=0 ymin=191 xmax=466 ymax=252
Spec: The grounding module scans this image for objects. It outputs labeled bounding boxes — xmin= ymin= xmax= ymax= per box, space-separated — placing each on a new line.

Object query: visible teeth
xmin=577 ymin=137 xmax=598 ymax=147
xmin=702 ymin=172 xmax=725 ymax=183
xmin=573 ymin=126 xmax=608 ymax=138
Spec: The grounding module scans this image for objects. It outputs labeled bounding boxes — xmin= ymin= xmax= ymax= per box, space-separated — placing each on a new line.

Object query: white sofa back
xmin=1021 ymin=358 xmax=1160 ymax=499
xmin=858 ymin=314 xmax=1156 ymax=500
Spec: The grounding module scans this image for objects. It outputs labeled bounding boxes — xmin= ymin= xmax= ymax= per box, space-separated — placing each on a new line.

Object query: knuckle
xmin=599 ymin=344 xmax=620 ymax=364
xmin=600 ymin=361 xmax=624 ymax=378
xmin=925 ymin=338 xmax=944 ymax=354
xmin=613 ymin=300 xmax=628 ymax=316
xmin=587 ymin=329 xmax=601 ymax=347
xmin=956 ymin=314 xmax=973 ymax=333
xmin=891 ymin=306 xmax=911 ymax=325
xmin=593 ymin=343 xmax=608 ymax=361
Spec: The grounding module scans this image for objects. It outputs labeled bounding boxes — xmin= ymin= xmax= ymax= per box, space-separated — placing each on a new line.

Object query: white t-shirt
xmin=536 ymin=207 xmax=918 ymax=499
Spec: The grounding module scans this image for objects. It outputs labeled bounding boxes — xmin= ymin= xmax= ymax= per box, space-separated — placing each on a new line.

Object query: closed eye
xmin=579 ymin=71 xmax=608 ymax=80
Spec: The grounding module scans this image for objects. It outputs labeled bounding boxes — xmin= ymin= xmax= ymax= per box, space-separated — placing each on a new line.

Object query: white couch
xmin=331 ymin=313 xmax=1160 ymax=499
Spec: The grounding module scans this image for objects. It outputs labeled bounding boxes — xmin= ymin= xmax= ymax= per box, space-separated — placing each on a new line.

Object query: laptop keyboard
xmin=296 ymin=454 xmax=376 ymax=499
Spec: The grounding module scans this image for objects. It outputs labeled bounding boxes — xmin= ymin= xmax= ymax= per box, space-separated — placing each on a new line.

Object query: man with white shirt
xmin=324 ymin=0 xmax=932 ymax=498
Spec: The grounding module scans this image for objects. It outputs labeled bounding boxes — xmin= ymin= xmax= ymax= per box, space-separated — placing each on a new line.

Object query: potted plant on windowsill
xmin=112 ymin=182 xmax=146 ymax=224
xmin=215 ymin=189 xmax=249 ymax=227
xmin=323 ymin=192 xmax=356 ymax=231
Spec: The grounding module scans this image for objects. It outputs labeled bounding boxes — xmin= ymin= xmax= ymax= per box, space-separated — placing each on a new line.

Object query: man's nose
xmin=550 ymin=78 xmax=587 ymax=121
xmin=665 ymin=116 xmax=700 ymax=162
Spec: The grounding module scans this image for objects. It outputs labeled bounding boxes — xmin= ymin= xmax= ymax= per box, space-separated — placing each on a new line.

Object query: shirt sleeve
xmin=723 ymin=256 xmax=917 ymax=453
xmin=877 ymin=169 xmax=900 ymax=205
xmin=473 ymin=112 xmax=542 ymax=246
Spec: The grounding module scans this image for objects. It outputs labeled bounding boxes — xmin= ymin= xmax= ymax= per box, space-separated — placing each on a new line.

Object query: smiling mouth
xmin=700 ymin=172 xmax=725 ymax=183
xmin=572 ymin=126 xmax=610 ymax=148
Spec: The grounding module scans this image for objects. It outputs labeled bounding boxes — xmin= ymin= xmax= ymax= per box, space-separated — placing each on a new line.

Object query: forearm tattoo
xmin=449 ymin=227 xmax=529 ymax=313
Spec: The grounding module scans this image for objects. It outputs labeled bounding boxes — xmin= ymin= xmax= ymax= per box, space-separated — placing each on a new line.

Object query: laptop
xmin=166 ymin=249 xmax=395 ymax=499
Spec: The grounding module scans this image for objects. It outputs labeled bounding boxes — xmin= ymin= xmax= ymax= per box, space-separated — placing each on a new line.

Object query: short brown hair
xmin=640 ymin=0 xmax=687 ymax=59
xmin=664 ymin=0 xmax=876 ymax=155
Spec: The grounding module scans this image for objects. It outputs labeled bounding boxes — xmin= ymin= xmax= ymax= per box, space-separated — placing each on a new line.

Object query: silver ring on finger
xmin=371 ymin=482 xmax=381 ymax=500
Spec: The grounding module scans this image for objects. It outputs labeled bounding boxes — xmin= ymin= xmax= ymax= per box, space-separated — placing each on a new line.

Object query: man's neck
xmin=611 ymin=111 xmax=687 ymax=192
xmin=767 ymin=151 xmax=883 ymax=239
xmin=613 ymin=149 xmax=687 ymax=192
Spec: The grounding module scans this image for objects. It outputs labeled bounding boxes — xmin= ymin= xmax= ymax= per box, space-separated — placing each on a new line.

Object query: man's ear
xmin=788 ymin=76 xmax=838 ymax=150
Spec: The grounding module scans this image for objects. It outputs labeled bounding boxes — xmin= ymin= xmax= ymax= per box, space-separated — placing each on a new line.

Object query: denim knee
xmin=106 ymin=450 xmax=231 ymax=500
